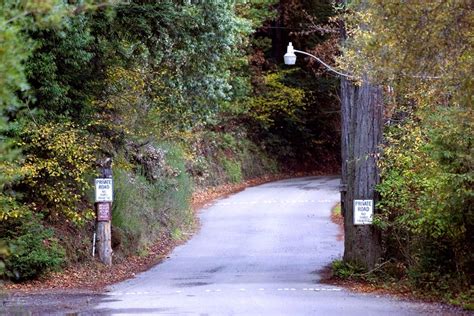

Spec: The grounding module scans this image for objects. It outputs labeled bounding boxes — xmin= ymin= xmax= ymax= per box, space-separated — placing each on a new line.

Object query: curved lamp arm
xmin=284 ymin=42 xmax=354 ymax=79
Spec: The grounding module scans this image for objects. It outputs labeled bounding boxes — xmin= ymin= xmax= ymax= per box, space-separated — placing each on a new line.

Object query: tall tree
xmin=340 ymin=0 xmax=473 ymax=280
xmin=340 ymin=78 xmax=383 ymax=269
xmin=338 ymin=0 xmax=384 ymax=269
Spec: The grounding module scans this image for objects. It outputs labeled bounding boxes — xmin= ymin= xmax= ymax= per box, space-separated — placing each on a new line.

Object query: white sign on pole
xmin=353 ymin=199 xmax=373 ymax=225
xmin=95 ymin=178 xmax=113 ymax=202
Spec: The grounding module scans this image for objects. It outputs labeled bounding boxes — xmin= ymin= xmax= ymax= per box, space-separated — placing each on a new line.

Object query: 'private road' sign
xmin=353 ymin=199 xmax=373 ymax=225
xmin=95 ymin=178 xmax=113 ymax=202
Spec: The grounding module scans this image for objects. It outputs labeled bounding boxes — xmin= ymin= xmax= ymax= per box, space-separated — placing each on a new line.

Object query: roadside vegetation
xmin=333 ymin=1 xmax=473 ymax=309
xmin=0 ymin=0 xmax=339 ymax=284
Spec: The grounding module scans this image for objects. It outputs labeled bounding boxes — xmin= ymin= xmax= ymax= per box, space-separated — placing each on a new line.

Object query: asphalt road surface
xmin=92 ymin=176 xmax=446 ymax=315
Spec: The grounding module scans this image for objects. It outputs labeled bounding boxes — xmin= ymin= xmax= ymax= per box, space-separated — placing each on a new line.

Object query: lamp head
xmin=284 ymin=42 xmax=297 ymax=65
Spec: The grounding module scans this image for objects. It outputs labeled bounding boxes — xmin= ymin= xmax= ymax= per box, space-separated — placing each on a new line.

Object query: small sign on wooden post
xmin=96 ymin=202 xmax=112 ymax=221
xmin=95 ymin=164 xmax=113 ymax=266
xmin=353 ymin=199 xmax=373 ymax=225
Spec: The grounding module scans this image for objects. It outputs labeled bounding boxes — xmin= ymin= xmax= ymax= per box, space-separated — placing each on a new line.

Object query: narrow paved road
xmin=92 ymin=176 xmax=443 ymax=315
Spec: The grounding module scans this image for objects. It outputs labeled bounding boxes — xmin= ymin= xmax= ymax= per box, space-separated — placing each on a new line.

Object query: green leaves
xmin=2 ymin=214 xmax=65 ymax=281
xmin=20 ymin=122 xmax=97 ymax=224
xmin=245 ymin=70 xmax=305 ymax=127
xmin=341 ymin=0 xmax=473 ymax=101
xmin=342 ymin=0 xmax=473 ymax=291
xmin=376 ymin=107 xmax=473 ymax=288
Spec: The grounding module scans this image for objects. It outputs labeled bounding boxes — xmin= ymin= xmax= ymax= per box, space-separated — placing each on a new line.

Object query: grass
xmin=332 ymin=203 xmax=341 ymax=216
xmin=331 ymin=202 xmax=343 ymax=227
xmin=221 ymin=158 xmax=243 ymax=184
xmin=111 ymin=143 xmax=193 ymax=258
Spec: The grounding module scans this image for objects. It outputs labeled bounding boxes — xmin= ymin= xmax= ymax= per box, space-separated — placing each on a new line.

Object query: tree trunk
xmin=97 ymin=220 xmax=112 ymax=266
xmin=340 ymin=78 xmax=383 ymax=269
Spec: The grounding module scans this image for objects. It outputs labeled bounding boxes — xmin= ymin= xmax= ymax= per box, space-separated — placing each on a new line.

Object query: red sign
xmin=96 ymin=202 xmax=111 ymax=221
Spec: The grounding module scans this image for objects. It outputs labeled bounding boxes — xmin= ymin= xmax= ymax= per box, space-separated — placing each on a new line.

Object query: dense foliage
xmin=1 ymin=0 xmax=340 ymax=281
xmin=1 ymin=214 xmax=65 ymax=281
xmin=245 ymin=0 xmax=341 ymax=171
xmin=0 ymin=0 xmax=253 ymax=280
xmin=341 ymin=0 xmax=473 ymax=301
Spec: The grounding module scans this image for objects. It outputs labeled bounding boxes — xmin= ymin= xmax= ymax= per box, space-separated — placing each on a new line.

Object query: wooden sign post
xmin=95 ymin=166 xmax=113 ymax=266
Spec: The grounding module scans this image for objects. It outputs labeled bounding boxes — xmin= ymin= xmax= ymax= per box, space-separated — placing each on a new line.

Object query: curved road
xmin=93 ymin=176 xmax=443 ymax=315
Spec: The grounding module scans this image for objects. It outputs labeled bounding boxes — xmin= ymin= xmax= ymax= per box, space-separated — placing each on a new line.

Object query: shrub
xmin=377 ymin=105 xmax=473 ymax=292
xmin=19 ymin=121 xmax=97 ymax=224
xmin=332 ymin=260 xmax=366 ymax=279
xmin=221 ymin=158 xmax=242 ymax=184
xmin=2 ymin=214 xmax=65 ymax=281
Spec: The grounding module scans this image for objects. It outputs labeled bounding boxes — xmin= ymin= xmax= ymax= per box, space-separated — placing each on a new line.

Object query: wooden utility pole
xmin=340 ymin=78 xmax=383 ymax=269
xmin=96 ymin=205 xmax=112 ymax=265
xmin=95 ymin=162 xmax=113 ymax=266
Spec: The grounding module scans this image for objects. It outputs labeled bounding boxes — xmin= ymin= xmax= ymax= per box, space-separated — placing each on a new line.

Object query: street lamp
xmin=284 ymin=42 xmax=353 ymax=78
xmin=283 ymin=42 xmax=297 ymax=65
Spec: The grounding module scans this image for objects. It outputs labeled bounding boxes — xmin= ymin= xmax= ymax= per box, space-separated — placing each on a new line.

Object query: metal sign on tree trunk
xmin=94 ymin=161 xmax=113 ymax=266
xmin=95 ymin=178 xmax=113 ymax=202
xmin=353 ymin=199 xmax=374 ymax=225
xmin=96 ymin=202 xmax=112 ymax=221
